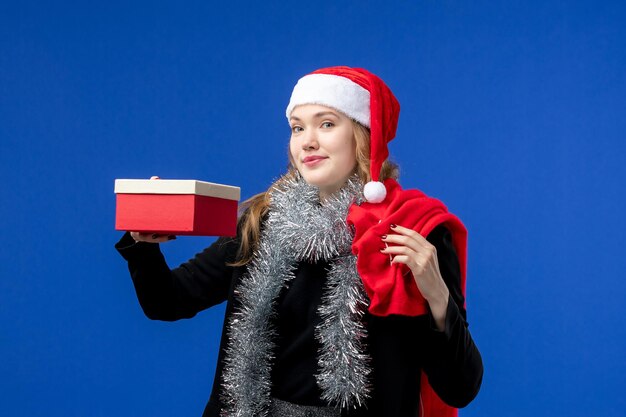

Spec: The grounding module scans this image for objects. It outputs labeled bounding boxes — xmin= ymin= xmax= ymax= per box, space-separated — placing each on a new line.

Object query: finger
xmin=381 ymin=244 xmax=415 ymax=257
xmin=130 ymin=232 xmax=156 ymax=242
xmin=148 ymin=233 xmax=176 ymax=243
xmin=151 ymin=234 xmax=176 ymax=243
xmin=130 ymin=232 xmax=176 ymax=243
xmin=389 ymin=224 xmax=432 ymax=249
xmin=381 ymin=245 xmax=422 ymax=270
xmin=381 ymin=233 xmax=424 ymax=254
xmin=130 ymin=231 xmax=149 ymax=241
xmin=382 ymin=232 xmax=435 ymax=257
xmin=381 ymin=246 xmax=433 ymax=268
xmin=389 ymin=254 xmax=426 ymax=275
xmin=389 ymin=223 xmax=420 ymax=237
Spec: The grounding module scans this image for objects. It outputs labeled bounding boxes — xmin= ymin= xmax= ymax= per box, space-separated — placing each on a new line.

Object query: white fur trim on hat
xmin=286 ymin=74 xmax=371 ymax=127
xmin=363 ymin=181 xmax=387 ymax=203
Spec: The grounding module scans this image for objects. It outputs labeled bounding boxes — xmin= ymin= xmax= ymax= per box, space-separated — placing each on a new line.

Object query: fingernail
xmin=151 ymin=234 xmax=159 ymax=239
xmin=390 ymin=224 xmax=397 ymax=229
xmin=381 ymin=234 xmax=387 ymax=239
xmin=168 ymin=235 xmax=176 ymax=240
xmin=380 ymin=247 xmax=387 ymax=252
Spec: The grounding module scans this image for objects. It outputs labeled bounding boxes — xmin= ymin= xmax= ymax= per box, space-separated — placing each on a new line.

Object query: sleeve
xmin=115 ymin=232 xmax=240 ymax=321
xmin=422 ymin=225 xmax=483 ymax=408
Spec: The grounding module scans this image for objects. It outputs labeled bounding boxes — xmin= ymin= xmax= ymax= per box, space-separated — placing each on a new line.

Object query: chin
xmin=300 ymin=173 xmax=329 ymax=188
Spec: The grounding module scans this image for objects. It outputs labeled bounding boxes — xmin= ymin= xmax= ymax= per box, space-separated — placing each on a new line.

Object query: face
xmin=289 ymin=104 xmax=357 ymax=199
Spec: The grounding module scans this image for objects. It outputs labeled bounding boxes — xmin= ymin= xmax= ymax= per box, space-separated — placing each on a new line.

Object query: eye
xmin=321 ymin=121 xmax=334 ymax=128
xmin=291 ymin=125 xmax=303 ymax=133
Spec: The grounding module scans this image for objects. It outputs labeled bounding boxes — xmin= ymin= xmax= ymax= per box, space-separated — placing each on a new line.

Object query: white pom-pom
xmin=363 ymin=181 xmax=387 ymax=203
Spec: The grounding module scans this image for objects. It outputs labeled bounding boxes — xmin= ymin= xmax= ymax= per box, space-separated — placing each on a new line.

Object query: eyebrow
xmin=289 ymin=111 xmax=339 ymax=122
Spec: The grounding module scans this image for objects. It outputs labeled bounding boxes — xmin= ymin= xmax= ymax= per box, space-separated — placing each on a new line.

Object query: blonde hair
xmin=230 ymin=121 xmax=399 ymax=266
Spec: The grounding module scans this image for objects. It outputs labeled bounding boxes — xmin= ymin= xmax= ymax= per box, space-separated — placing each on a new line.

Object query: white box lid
xmin=115 ymin=179 xmax=240 ymax=201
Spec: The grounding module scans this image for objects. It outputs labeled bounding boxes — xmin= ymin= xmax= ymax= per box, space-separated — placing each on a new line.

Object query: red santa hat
xmin=286 ymin=66 xmax=400 ymax=203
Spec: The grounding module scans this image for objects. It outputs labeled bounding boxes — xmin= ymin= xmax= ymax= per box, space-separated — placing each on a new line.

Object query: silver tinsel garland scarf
xmin=220 ymin=175 xmax=372 ymax=417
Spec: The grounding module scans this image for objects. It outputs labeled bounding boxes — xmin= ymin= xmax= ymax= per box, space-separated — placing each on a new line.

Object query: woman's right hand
xmin=129 ymin=176 xmax=177 ymax=243
xmin=130 ymin=232 xmax=176 ymax=243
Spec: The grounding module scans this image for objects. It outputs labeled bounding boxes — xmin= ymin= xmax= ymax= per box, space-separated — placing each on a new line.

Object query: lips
xmin=303 ymin=155 xmax=327 ymax=164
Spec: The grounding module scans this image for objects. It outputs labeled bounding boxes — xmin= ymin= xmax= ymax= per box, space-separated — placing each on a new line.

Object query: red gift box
xmin=114 ymin=179 xmax=241 ymax=236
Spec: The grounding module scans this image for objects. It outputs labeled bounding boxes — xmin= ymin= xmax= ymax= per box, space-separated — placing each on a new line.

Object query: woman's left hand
xmin=380 ymin=224 xmax=450 ymax=331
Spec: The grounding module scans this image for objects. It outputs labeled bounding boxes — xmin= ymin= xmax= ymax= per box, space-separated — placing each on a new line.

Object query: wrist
xmin=428 ymin=286 xmax=449 ymax=310
xmin=427 ymin=288 xmax=449 ymax=331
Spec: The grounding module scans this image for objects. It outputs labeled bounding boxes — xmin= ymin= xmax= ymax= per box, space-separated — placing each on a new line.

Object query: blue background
xmin=1 ymin=1 xmax=625 ymax=416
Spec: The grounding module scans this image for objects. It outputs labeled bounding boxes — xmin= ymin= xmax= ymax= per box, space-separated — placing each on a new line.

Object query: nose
xmin=301 ymin=129 xmax=318 ymax=150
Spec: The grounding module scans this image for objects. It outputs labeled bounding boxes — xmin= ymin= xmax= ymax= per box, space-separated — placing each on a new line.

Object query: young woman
xmin=116 ymin=66 xmax=483 ymax=417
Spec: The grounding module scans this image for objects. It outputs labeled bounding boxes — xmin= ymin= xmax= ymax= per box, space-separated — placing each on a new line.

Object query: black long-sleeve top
xmin=116 ymin=225 xmax=482 ymax=417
